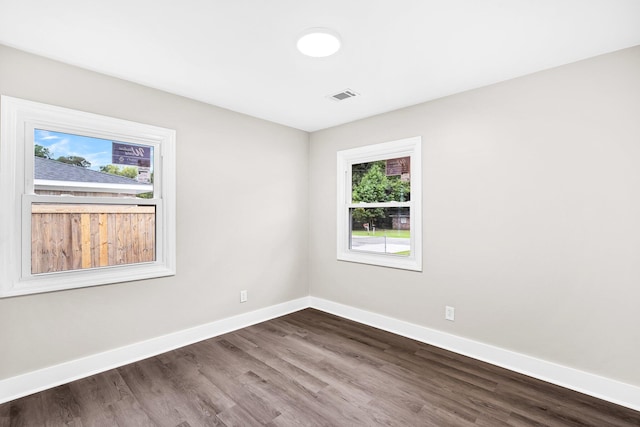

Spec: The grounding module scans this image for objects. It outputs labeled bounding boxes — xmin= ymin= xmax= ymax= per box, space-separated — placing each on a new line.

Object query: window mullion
xmin=347 ymin=202 xmax=411 ymax=208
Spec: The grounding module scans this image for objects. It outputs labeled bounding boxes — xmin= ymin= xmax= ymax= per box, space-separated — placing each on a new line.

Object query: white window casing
xmin=0 ymin=96 xmax=176 ymax=297
xmin=336 ymin=136 xmax=422 ymax=271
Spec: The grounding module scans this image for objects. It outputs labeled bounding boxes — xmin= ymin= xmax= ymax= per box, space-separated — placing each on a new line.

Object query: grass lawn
xmin=351 ymin=229 xmax=410 ymax=238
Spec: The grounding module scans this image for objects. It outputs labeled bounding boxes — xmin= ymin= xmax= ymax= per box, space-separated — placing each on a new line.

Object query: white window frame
xmin=0 ymin=96 xmax=176 ymax=298
xmin=337 ymin=136 xmax=422 ymax=271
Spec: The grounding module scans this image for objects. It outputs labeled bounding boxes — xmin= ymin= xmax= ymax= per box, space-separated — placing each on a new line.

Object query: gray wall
xmin=0 ymin=45 xmax=309 ymax=379
xmin=309 ymin=46 xmax=640 ymax=387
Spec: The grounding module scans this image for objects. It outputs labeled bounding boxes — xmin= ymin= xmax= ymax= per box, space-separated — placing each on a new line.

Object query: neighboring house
xmin=34 ymin=156 xmax=152 ymax=197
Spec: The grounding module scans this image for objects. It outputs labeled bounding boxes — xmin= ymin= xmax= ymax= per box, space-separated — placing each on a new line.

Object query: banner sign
xmin=385 ymin=157 xmax=410 ymax=176
xmin=112 ymin=142 xmax=151 ymax=167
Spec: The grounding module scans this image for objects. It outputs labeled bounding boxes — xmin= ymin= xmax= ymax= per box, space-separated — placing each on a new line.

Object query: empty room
xmin=1 ymin=1 xmax=640 ymax=426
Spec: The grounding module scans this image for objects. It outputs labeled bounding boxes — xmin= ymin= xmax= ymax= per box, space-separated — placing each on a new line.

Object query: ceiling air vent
xmin=329 ymin=89 xmax=359 ymax=101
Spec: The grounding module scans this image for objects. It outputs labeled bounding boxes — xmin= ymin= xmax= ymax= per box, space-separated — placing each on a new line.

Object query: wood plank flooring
xmin=1 ymin=308 xmax=639 ymax=426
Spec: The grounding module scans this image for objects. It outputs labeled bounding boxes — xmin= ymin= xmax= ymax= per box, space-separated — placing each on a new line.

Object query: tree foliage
xmin=35 ymin=145 xmax=91 ymax=169
xmin=99 ymin=164 xmax=138 ymax=179
xmin=56 ymin=155 xmax=91 ymax=168
xmin=35 ymin=144 xmax=52 ymax=159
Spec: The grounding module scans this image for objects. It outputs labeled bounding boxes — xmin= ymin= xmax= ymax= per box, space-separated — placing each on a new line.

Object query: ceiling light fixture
xmin=296 ymin=28 xmax=341 ymax=58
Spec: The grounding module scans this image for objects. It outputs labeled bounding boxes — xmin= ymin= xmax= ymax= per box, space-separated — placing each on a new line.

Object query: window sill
xmin=337 ymin=251 xmax=422 ymax=271
xmin=2 ymin=263 xmax=175 ymax=298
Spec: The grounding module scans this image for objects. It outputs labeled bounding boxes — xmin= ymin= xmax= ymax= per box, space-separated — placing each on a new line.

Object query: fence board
xmin=71 ymin=213 xmax=82 ymax=271
xmin=116 ymin=214 xmax=125 ymax=265
xmin=31 ymin=211 xmax=42 ymax=274
xmin=107 ymin=213 xmax=116 ymax=266
xmin=62 ymin=213 xmax=72 ymax=272
xmin=42 ymin=213 xmax=53 ymax=273
xmin=81 ymin=214 xmax=91 ymax=269
xmin=99 ymin=213 xmax=108 ymax=267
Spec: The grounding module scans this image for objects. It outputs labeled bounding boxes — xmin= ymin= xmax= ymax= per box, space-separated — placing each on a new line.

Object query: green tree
xmin=56 ymin=155 xmax=91 ymax=168
xmin=120 ymin=166 xmax=138 ymax=179
xmin=99 ymin=164 xmax=121 ymax=175
xmin=351 ymin=161 xmax=410 ymax=228
xmin=100 ymin=164 xmax=137 ymax=179
xmin=34 ymin=144 xmax=52 ymax=159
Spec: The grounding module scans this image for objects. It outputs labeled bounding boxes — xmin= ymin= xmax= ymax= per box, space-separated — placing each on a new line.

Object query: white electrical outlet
xmin=445 ymin=306 xmax=455 ymax=321
xmin=240 ymin=290 xmax=248 ymax=303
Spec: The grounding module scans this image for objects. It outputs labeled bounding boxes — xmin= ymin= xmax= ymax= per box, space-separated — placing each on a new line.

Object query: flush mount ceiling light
xmin=296 ymin=28 xmax=341 ymax=57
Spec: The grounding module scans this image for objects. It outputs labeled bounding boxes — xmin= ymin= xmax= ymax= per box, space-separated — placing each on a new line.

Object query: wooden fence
xmin=31 ymin=204 xmax=155 ymax=274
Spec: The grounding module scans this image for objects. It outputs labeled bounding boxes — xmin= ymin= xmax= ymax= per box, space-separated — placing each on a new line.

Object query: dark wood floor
xmin=1 ymin=309 xmax=639 ymax=426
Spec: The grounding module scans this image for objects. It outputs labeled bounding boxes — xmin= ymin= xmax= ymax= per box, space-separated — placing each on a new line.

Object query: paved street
xmin=351 ymin=235 xmax=410 ymax=254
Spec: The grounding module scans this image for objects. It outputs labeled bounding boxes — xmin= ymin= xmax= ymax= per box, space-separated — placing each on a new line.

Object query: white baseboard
xmin=2 ymin=295 xmax=638 ymax=413
xmin=309 ymin=296 xmax=640 ymax=412
xmin=0 ymin=297 xmax=310 ymax=404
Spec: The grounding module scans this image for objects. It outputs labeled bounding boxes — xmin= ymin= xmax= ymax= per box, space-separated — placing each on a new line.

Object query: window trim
xmin=0 ymin=95 xmax=176 ymax=298
xmin=336 ymin=136 xmax=422 ymax=271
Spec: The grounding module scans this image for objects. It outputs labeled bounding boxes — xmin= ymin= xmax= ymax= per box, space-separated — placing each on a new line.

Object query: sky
xmin=34 ymin=129 xmax=153 ymax=172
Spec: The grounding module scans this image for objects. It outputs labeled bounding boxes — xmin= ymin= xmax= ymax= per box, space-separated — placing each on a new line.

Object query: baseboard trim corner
xmin=0 ymin=296 xmax=310 ymax=404
xmin=309 ymin=296 xmax=640 ymax=412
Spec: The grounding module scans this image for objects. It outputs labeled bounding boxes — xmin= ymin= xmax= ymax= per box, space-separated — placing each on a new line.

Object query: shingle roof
xmin=35 ymin=156 xmax=143 ymax=185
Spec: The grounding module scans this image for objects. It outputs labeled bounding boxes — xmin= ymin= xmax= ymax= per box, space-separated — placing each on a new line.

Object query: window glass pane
xmin=31 ymin=204 xmax=155 ymax=274
xmin=351 ymin=158 xmax=410 ymax=203
xmin=350 ymin=207 xmax=410 ymax=256
xmin=34 ymin=129 xmax=154 ymax=198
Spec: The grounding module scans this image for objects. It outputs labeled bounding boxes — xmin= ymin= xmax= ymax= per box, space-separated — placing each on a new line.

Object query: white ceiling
xmin=1 ymin=0 xmax=639 ymax=132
